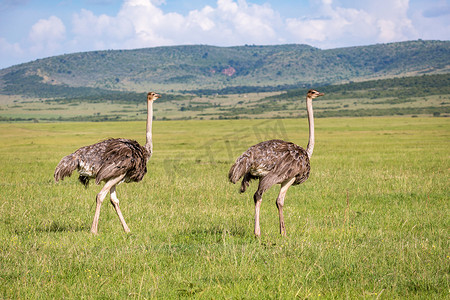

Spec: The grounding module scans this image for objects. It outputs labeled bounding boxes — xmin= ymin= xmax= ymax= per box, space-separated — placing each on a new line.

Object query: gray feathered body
xmin=54 ymin=138 xmax=149 ymax=186
xmin=228 ymin=139 xmax=310 ymax=193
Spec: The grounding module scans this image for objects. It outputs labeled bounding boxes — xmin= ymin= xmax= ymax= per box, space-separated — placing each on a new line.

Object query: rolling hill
xmin=0 ymin=40 xmax=449 ymax=98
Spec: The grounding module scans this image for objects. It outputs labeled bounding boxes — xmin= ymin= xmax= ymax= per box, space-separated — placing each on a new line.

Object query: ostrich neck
xmin=305 ymin=96 xmax=314 ymax=158
xmin=145 ymin=100 xmax=153 ymax=158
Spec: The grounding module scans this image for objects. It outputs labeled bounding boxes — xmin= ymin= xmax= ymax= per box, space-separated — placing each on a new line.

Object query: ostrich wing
xmin=95 ymin=139 xmax=148 ymax=184
xmin=249 ymin=140 xmax=311 ymax=190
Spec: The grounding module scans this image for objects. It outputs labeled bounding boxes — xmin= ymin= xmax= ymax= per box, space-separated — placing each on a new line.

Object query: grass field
xmin=0 ymin=117 xmax=449 ymax=298
xmin=1 ymin=91 xmax=449 ymax=121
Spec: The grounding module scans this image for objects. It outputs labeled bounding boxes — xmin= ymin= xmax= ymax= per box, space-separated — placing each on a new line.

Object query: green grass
xmin=1 ymin=91 xmax=449 ymax=122
xmin=0 ymin=117 xmax=449 ymax=298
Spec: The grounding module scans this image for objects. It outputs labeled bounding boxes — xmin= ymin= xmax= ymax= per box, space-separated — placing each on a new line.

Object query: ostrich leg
xmin=253 ymin=180 xmax=268 ymax=237
xmin=255 ymin=197 xmax=262 ymax=237
xmin=254 ymin=193 xmax=262 ymax=237
xmin=276 ymin=177 xmax=296 ymax=236
xmin=110 ymin=185 xmax=130 ymax=233
xmin=91 ymin=174 xmax=125 ymax=234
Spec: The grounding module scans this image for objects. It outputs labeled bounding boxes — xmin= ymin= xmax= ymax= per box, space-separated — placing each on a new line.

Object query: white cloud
xmin=29 ymin=16 xmax=66 ymax=43
xmin=68 ymin=0 xmax=282 ymax=49
xmin=285 ymin=0 xmax=418 ymax=47
xmin=286 ymin=3 xmax=374 ymax=45
xmin=372 ymin=0 xmax=416 ymax=42
xmin=72 ymin=9 xmax=136 ymax=50
xmin=70 ymin=0 xmax=180 ymax=50
xmin=0 ymin=37 xmax=23 ymax=58
xmin=0 ymin=0 xmax=449 ymax=69
xmin=186 ymin=6 xmax=215 ymax=31
xmin=28 ymin=16 xmax=66 ymax=56
xmin=219 ymin=0 xmax=279 ymax=43
xmin=118 ymin=0 xmax=184 ymax=47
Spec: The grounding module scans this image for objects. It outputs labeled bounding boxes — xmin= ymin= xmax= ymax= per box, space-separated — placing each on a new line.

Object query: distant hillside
xmin=0 ymin=40 xmax=449 ymax=98
xmin=1 ymin=73 xmax=448 ymax=122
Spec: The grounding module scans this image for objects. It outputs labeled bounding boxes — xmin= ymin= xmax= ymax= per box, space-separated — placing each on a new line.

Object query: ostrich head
xmin=307 ymin=89 xmax=324 ymax=99
xmin=147 ymin=92 xmax=161 ymax=101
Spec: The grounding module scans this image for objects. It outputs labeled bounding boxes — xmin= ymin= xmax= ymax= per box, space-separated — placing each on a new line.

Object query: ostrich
xmin=228 ymin=89 xmax=324 ymax=237
xmin=54 ymin=92 xmax=161 ymax=234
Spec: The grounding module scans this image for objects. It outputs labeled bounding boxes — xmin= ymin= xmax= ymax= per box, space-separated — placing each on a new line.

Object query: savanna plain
xmin=0 ymin=117 xmax=448 ymax=299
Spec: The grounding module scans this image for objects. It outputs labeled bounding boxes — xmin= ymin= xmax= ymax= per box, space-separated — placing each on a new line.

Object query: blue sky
xmin=0 ymin=0 xmax=449 ymax=69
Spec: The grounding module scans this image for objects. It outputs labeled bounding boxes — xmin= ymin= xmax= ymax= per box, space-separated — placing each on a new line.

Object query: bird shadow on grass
xmin=14 ymin=221 xmax=90 ymax=235
xmin=43 ymin=221 xmax=90 ymax=233
xmin=176 ymin=224 xmax=254 ymax=245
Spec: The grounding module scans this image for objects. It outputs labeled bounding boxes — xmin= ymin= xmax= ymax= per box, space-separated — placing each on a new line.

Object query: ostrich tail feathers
xmin=54 ymin=154 xmax=78 ymax=182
